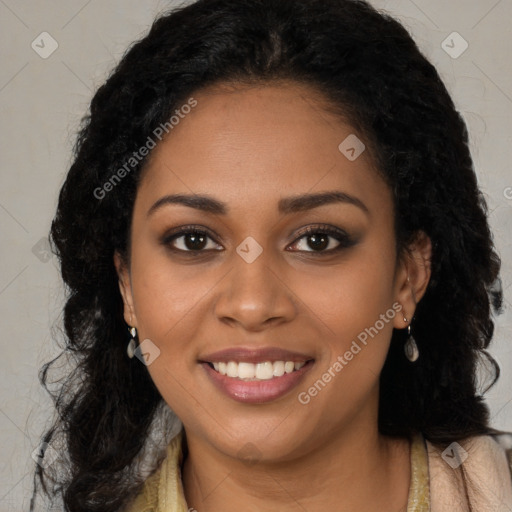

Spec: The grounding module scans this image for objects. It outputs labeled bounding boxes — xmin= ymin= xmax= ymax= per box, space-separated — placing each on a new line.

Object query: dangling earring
xmin=404 ymin=323 xmax=419 ymax=362
xmin=127 ymin=327 xmax=137 ymax=359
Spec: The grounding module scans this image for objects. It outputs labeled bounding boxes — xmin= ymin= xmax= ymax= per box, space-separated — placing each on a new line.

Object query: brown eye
xmin=162 ymin=226 xmax=223 ymax=253
xmin=299 ymin=233 xmax=332 ymax=251
xmin=288 ymin=225 xmax=356 ymax=254
xmin=176 ymin=232 xmax=209 ymax=251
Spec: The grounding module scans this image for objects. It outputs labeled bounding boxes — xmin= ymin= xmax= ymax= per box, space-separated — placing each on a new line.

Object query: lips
xmin=199 ymin=347 xmax=315 ymax=404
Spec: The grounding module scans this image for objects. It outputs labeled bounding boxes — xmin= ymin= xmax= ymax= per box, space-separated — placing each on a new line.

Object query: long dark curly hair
xmin=31 ymin=0 xmax=505 ymax=510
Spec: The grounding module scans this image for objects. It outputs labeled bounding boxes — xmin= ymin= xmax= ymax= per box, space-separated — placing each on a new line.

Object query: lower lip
xmin=201 ymin=361 xmax=314 ymax=404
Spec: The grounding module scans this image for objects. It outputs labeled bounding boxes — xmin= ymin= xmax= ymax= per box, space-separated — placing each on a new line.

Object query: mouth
xmin=199 ymin=353 xmax=315 ymax=403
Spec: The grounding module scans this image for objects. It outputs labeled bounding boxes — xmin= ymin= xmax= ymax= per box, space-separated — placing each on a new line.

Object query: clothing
xmin=126 ymin=430 xmax=512 ymax=511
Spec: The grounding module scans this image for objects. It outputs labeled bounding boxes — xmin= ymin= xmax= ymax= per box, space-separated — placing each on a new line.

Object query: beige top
xmin=125 ymin=430 xmax=512 ymax=512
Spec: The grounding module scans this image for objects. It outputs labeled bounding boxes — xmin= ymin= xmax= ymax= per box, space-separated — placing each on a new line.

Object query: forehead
xmin=136 ymin=82 xmax=391 ymax=218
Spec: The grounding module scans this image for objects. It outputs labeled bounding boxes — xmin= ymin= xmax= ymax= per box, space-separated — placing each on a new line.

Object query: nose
xmin=213 ymin=249 xmax=297 ymax=332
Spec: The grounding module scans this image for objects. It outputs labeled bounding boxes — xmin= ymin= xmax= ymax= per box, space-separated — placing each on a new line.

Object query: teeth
xmin=210 ymin=360 xmax=307 ymax=380
xmin=240 ymin=362 xmax=258 ymax=379
xmin=273 ymin=361 xmax=285 ymax=377
xmin=227 ymin=361 xmax=238 ymax=378
xmin=255 ymin=361 xmax=274 ymax=380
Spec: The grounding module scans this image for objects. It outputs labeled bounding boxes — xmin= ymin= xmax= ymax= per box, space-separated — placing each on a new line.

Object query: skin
xmin=115 ymin=81 xmax=432 ymax=512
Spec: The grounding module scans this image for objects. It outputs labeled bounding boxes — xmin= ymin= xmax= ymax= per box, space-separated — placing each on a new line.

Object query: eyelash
xmin=161 ymin=224 xmax=356 ymax=256
xmin=290 ymin=225 xmax=356 ymax=254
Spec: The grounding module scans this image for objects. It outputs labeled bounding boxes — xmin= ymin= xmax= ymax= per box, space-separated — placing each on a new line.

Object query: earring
xmin=127 ymin=327 xmax=137 ymax=359
xmin=404 ymin=324 xmax=419 ymax=362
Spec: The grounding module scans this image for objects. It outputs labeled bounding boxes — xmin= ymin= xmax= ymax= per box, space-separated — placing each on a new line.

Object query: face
xmin=115 ymin=81 xmax=430 ymax=462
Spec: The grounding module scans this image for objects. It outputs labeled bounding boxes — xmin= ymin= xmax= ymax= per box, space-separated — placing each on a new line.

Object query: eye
xmin=161 ymin=224 xmax=356 ymax=255
xmin=161 ymin=226 xmax=223 ymax=253
xmin=288 ymin=225 xmax=356 ymax=254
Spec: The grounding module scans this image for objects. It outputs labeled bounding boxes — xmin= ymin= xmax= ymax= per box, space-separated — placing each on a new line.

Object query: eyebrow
xmin=147 ymin=191 xmax=369 ymax=217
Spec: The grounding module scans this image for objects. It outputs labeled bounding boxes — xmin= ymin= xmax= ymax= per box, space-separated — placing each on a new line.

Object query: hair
xmin=31 ymin=0 xmax=506 ymax=510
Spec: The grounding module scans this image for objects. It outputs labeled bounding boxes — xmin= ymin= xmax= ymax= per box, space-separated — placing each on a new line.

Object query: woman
xmin=31 ymin=0 xmax=512 ymax=511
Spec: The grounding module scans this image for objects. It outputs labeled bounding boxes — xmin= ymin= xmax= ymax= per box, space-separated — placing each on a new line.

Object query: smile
xmin=202 ymin=359 xmax=315 ymax=404
xmin=209 ymin=360 xmax=307 ymax=381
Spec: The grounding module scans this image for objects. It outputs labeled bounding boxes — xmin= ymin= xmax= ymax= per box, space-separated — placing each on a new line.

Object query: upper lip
xmin=199 ymin=347 xmax=315 ymax=364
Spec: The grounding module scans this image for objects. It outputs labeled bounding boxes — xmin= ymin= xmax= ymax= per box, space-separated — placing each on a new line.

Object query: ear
xmin=114 ymin=250 xmax=138 ymax=328
xmin=392 ymin=231 xmax=432 ymax=329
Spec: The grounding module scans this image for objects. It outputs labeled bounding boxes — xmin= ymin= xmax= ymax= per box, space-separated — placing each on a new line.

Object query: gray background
xmin=0 ymin=0 xmax=511 ymax=509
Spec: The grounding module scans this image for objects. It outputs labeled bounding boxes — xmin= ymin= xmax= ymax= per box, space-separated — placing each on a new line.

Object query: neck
xmin=181 ymin=413 xmax=411 ymax=512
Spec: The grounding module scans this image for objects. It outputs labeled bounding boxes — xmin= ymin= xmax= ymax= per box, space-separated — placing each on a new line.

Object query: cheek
xmin=297 ymin=237 xmax=397 ymax=345
xmin=127 ymin=248 xmax=222 ymax=402
xmin=128 ymin=252 xmax=215 ymax=411
xmin=296 ymin=235 xmax=398 ymax=410
xmin=130 ymin=248 xmax=214 ymax=338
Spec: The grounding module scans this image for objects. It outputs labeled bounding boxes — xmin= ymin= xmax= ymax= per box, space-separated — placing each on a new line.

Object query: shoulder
xmin=492 ymin=432 xmax=512 ymax=474
xmin=425 ymin=432 xmax=512 ymax=511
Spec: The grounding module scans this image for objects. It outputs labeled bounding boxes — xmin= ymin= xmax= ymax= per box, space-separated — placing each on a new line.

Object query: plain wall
xmin=0 ymin=0 xmax=511 ymax=509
